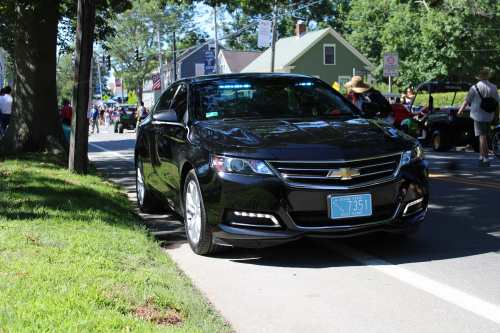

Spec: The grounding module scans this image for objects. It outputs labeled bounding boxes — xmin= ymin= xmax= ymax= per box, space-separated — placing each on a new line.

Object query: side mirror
xmin=361 ymin=102 xmax=380 ymax=118
xmin=153 ymin=110 xmax=178 ymax=122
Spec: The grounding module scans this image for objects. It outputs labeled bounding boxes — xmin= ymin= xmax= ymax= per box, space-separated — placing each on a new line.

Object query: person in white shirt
xmin=1 ymin=86 xmax=12 ymax=135
xmin=458 ymin=69 xmax=500 ymax=167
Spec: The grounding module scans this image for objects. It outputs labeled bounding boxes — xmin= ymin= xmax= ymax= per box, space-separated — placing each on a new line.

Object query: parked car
xmin=401 ymin=82 xmax=477 ymax=152
xmin=135 ymin=73 xmax=429 ymax=255
xmin=114 ymin=104 xmax=138 ymax=133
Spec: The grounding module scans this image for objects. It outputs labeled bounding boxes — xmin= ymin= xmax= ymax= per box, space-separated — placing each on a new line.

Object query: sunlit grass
xmin=0 ymin=153 xmax=230 ymax=332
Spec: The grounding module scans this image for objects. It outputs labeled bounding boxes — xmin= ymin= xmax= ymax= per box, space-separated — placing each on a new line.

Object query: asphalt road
xmin=88 ymin=126 xmax=500 ymax=333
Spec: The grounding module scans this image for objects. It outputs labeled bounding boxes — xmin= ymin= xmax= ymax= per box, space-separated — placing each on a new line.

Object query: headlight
xmin=402 ymin=145 xmax=425 ymax=165
xmin=211 ymin=155 xmax=274 ymax=175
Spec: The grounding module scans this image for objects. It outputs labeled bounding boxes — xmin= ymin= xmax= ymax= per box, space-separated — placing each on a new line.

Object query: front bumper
xmin=202 ymin=160 xmax=429 ymax=248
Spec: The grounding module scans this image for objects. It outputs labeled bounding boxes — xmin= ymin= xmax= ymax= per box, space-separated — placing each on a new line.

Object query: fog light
xmin=229 ymin=211 xmax=280 ymax=227
xmin=403 ymin=197 xmax=424 ymax=216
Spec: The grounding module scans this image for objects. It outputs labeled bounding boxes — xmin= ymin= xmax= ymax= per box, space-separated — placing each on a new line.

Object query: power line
xmin=348 ymin=35 xmax=500 ymax=52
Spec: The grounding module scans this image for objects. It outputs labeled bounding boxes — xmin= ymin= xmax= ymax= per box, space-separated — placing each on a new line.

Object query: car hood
xmin=192 ymin=117 xmax=418 ymax=160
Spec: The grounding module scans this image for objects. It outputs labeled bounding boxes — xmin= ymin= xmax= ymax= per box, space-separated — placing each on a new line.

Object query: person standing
xmin=458 ymin=69 xmax=500 ymax=167
xmin=1 ymin=86 xmax=13 ymax=135
xmin=60 ymin=99 xmax=73 ymax=125
xmin=104 ymin=109 xmax=111 ymax=129
xmin=90 ymin=104 xmax=100 ymax=133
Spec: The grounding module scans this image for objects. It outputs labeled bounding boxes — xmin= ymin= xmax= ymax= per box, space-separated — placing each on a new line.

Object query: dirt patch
xmin=130 ymin=302 xmax=182 ymax=326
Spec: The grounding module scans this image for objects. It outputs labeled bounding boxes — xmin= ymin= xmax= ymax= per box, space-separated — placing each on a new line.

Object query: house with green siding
xmin=242 ymin=25 xmax=376 ymax=88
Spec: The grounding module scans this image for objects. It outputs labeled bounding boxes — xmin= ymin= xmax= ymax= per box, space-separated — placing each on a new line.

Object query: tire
xmin=431 ymin=130 xmax=451 ymax=152
xmin=114 ymin=126 xmax=118 ymax=133
xmin=401 ymin=125 xmax=409 ymax=135
xmin=184 ymin=170 xmax=228 ymax=255
xmin=118 ymin=123 xmax=124 ymax=133
xmin=492 ymin=130 xmax=500 ymax=157
xmin=136 ymin=156 xmax=164 ymax=213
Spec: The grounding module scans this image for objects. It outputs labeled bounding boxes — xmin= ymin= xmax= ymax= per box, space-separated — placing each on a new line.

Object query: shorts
xmin=474 ymin=121 xmax=490 ymax=137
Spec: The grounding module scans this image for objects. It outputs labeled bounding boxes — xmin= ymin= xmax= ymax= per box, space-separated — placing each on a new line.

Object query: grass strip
xmin=0 ymin=153 xmax=231 ymax=332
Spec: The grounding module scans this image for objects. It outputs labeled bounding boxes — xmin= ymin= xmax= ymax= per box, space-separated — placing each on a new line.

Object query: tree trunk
xmin=0 ymin=1 xmax=68 ymax=155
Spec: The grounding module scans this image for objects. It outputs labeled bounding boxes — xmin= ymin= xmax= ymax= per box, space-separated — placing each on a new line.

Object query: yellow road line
xmin=430 ymin=174 xmax=500 ymax=189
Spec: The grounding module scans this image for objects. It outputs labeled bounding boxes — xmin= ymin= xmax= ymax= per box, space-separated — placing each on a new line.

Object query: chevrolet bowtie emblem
xmin=327 ymin=167 xmax=360 ymax=180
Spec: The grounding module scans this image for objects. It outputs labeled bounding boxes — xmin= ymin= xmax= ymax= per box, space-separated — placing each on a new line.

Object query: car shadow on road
xmin=200 ymin=177 xmax=500 ymax=269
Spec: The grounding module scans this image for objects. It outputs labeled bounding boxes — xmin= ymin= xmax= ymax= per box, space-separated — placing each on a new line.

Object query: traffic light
xmin=106 ymin=55 xmax=111 ymax=70
xmin=134 ymin=49 xmax=139 ymax=61
xmin=101 ymin=54 xmax=106 ymax=67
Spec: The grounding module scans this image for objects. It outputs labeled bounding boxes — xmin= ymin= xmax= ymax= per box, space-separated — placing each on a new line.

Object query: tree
xmin=0 ymin=0 xmax=133 ymax=154
xmin=107 ymin=0 xmax=195 ymax=106
xmin=345 ymin=0 xmax=500 ymax=89
xmin=56 ymin=53 xmax=75 ymax=102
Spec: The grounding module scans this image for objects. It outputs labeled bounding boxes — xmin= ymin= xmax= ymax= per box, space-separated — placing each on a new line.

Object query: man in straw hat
xmin=344 ymin=76 xmax=394 ymax=124
xmin=458 ymin=69 xmax=500 ymax=167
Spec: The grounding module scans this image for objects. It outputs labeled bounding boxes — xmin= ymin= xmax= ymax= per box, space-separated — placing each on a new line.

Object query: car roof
xmin=415 ymin=82 xmax=472 ymax=93
xmin=176 ymin=72 xmax=322 ymax=85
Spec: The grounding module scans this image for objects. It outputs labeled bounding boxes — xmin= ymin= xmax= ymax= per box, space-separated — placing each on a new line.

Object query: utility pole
xmin=69 ymin=0 xmax=95 ymax=174
xmin=173 ymin=31 xmax=177 ymax=81
xmin=270 ymin=2 xmax=278 ymax=73
xmin=213 ymin=6 xmax=218 ymax=74
xmin=158 ymin=31 xmax=165 ymax=92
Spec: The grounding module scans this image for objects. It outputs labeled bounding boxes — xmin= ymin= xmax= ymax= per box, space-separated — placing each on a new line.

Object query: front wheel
xmin=491 ymin=130 xmax=500 ymax=156
xmin=118 ymin=123 xmax=124 ymax=133
xmin=184 ymin=170 xmax=228 ymax=255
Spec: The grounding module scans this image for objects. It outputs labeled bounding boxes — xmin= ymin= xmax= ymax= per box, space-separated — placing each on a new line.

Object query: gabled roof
xmin=242 ymin=27 xmax=375 ymax=72
xmin=219 ymin=50 xmax=263 ymax=73
xmin=166 ymin=40 xmax=226 ymax=66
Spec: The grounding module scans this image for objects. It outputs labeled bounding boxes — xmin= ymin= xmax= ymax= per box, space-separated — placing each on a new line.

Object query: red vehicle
xmin=381 ymin=93 xmax=428 ymax=129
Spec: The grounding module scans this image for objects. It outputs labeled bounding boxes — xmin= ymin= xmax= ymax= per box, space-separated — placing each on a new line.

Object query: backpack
xmin=474 ymin=85 xmax=499 ymax=113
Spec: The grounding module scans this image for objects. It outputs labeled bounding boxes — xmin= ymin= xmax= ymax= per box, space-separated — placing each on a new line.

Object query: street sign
xmin=204 ymin=50 xmax=214 ymax=71
xmin=355 ymin=69 xmax=371 ymax=76
xmin=383 ymin=52 xmax=399 ymax=77
xmin=103 ymin=94 xmax=109 ymax=101
xmin=332 ymin=82 xmax=340 ymax=91
xmin=95 ymin=82 xmax=100 ymax=93
xmin=127 ymin=91 xmax=135 ymax=99
xmin=258 ymin=19 xmax=272 ymax=47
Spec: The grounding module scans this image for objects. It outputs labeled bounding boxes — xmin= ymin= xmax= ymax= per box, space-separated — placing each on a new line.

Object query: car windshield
xmin=194 ymin=77 xmax=357 ymax=121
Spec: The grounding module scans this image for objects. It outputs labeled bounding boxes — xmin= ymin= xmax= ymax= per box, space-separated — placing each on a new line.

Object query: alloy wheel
xmin=185 ymin=180 xmax=202 ymax=245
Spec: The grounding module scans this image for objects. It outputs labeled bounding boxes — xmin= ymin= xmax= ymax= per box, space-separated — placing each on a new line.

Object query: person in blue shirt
xmin=90 ymin=104 xmax=100 ymax=133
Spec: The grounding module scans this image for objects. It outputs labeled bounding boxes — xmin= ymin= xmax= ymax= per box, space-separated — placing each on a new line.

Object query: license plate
xmin=328 ymin=194 xmax=372 ymax=219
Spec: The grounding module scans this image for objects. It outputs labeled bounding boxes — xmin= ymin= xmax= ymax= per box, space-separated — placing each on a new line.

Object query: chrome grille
xmin=267 ymin=153 xmax=402 ymax=189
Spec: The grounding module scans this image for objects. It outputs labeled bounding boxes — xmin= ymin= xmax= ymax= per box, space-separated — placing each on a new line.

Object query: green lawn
xmin=0 ymin=153 xmax=231 ymax=332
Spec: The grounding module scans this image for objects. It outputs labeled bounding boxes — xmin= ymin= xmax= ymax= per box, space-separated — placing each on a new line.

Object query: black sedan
xmin=135 ymin=73 xmax=429 ymax=255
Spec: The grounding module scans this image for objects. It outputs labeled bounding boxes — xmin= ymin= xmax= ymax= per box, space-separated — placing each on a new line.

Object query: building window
xmin=324 ymin=44 xmax=336 ymax=65
xmin=338 ymin=76 xmax=350 ymax=88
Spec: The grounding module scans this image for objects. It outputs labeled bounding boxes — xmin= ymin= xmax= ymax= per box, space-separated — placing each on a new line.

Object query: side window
xmin=153 ymin=85 xmax=178 ymax=114
xmin=170 ymin=84 xmax=188 ymax=122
